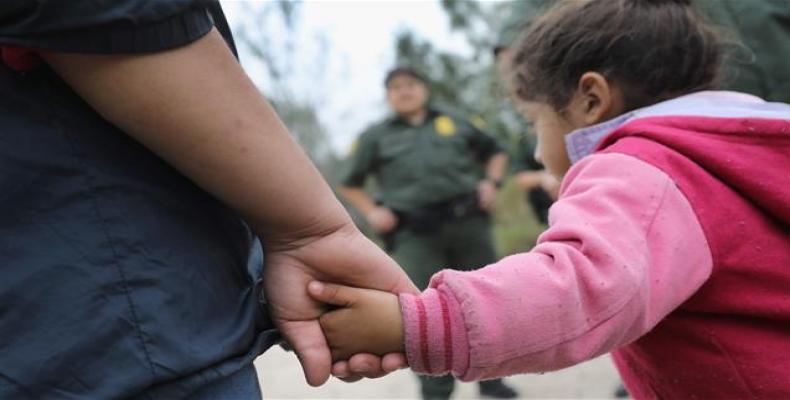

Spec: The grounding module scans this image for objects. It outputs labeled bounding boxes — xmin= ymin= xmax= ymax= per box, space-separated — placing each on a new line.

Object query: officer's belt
xmin=391 ymin=192 xmax=485 ymax=235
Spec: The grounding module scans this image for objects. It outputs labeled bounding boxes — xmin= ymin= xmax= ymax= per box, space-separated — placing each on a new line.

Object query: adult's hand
xmin=264 ymin=223 xmax=417 ymax=386
xmin=330 ymin=353 xmax=409 ymax=382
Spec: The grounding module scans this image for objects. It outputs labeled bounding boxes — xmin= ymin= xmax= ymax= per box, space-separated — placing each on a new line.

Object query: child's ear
xmin=576 ymin=72 xmax=624 ymax=125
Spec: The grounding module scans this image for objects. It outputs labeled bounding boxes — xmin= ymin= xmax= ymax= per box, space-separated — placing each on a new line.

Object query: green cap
xmin=384 ymin=66 xmax=428 ymax=88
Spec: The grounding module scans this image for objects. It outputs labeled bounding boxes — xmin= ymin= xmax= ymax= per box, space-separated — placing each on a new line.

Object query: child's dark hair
xmin=510 ymin=0 xmax=724 ymax=111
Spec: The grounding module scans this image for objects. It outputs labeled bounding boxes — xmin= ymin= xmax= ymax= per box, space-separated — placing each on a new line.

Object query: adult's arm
xmin=43 ymin=29 xmax=345 ymax=239
xmin=43 ymin=28 xmax=416 ymax=385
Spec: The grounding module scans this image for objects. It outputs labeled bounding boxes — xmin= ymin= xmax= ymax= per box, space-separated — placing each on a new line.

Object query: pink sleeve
xmin=399 ymin=152 xmax=712 ymax=380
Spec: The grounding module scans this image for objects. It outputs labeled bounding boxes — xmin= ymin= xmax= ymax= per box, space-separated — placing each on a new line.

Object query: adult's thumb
xmin=279 ymin=320 xmax=331 ymax=386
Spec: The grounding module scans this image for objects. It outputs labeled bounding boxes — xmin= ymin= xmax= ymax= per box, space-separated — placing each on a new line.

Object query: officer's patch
xmin=434 ymin=116 xmax=457 ymax=137
xmin=348 ymin=139 xmax=359 ymax=155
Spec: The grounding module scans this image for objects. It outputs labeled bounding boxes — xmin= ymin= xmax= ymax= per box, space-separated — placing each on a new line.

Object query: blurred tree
xmin=269 ymin=96 xmax=342 ymax=184
xmin=230 ymin=1 xmax=340 ymax=181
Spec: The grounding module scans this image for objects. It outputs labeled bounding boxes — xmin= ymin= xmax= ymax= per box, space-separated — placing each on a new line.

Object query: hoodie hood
xmin=591 ymin=91 xmax=790 ymax=226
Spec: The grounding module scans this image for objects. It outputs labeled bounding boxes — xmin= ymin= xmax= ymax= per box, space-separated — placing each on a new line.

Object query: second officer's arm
xmin=471 ymin=122 xmax=508 ymax=209
xmin=339 ymin=135 xmax=399 ymax=233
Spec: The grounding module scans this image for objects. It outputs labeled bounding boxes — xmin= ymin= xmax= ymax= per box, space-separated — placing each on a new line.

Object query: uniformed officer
xmin=339 ymin=67 xmax=518 ymax=400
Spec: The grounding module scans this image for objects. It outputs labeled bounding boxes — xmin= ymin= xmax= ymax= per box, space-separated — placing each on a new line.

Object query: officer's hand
xmin=366 ymin=206 xmax=398 ymax=233
xmin=263 ymin=223 xmax=417 ymax=386
xmin=477 ymin=180 xmax=498 ymax=211
xmin=540 ymin=171 xmax=561 ymax=200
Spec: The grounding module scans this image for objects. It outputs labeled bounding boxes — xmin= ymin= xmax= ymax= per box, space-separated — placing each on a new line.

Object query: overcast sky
xmin=222 ymin=0 xmax=476 ymax=154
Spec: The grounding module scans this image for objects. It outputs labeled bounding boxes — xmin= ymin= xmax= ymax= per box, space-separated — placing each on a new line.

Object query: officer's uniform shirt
xmin=0 ymin=2 xmax=276 ymax=398
xmin=342 ymin=108 xmax=503 ymax=211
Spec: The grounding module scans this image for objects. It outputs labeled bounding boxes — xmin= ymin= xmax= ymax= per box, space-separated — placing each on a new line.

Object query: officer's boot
xmin=478 ymin=378 xmax=519 ymax=399
xmin=419 ymin=374 xmax=454 ymax=400
xmin=614 ymin=383 xmax=629 ymax=398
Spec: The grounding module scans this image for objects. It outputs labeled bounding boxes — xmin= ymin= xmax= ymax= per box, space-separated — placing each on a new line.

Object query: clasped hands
xmin=263 ymin=222 xmax=417 ymax=386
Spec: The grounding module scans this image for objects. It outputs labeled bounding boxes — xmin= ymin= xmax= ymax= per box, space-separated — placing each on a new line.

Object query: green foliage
xmin=235 ymin=1 xmax=301 ymax=82
xmin=493 ymin=180 xmax=545 ymax=257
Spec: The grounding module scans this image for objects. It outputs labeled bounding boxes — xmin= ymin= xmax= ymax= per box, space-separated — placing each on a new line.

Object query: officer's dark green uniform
xmin=342 ymin=108 xmax=500 ymax=289
xmin=696 ymin=0 xmax=790 ymax=103
xmin=341 ymin=108 xmax=511 ymax=399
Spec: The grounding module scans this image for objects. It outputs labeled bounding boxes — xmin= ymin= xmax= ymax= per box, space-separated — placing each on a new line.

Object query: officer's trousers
xmin=389 ymin=215 xmax=505 ymax=399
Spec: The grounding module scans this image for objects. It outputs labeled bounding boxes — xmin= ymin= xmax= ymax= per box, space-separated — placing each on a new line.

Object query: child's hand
xmin=308 ymin=281 xmax=405 ymax=361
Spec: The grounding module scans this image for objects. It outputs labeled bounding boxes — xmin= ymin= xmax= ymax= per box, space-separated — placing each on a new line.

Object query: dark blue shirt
xmin=0 ymin=2 xmax=277 ymax=398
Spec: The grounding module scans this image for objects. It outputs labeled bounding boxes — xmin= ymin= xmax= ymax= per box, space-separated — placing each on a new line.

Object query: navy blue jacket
xmin=0 ymin=1 xmax=277 ymax=398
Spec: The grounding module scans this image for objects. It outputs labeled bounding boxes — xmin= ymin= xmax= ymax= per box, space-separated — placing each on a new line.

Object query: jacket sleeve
xmin=399 ymin=152 xmax=713 ymax=380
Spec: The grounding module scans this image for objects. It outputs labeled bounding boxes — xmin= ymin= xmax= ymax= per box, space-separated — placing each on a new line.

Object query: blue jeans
xmin=191 ymin=365 xmax=262 ymax=399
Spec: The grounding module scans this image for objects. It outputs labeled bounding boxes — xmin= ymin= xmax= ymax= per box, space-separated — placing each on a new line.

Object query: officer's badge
xmin=434 ymin=115 xmax=457 ymax=137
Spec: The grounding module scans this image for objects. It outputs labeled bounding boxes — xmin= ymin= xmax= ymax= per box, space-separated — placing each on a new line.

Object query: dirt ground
xmin=255 ymin=347 xmax=622 ymax=399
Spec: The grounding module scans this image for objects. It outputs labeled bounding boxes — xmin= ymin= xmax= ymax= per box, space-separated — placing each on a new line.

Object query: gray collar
xmin=564 ymin=91 xmax=772 ymax=164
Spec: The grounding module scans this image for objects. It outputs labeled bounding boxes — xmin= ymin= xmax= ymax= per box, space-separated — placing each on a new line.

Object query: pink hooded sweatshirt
xmin=399 ymin=91 xmax=790 ymax=399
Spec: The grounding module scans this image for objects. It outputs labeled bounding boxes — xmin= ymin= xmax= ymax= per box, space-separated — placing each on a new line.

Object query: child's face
xmin=519 ymin=72 xmax=625 ymax=179
xmin=519 ymin=101 xmax=577 ymax=178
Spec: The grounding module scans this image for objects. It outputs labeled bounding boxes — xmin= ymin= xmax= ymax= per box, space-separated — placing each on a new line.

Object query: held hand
xmin=477 ymin=180 xmax=498 ymax=211
xmin=308 ymin=281 xmax=405 ymax=361
xmin=540 ymin=171 xmax=561 ymax=200
xmin=366 ymin=206 xmax=398 ymax=234
xmin=263 ymin=224 xmax=417 ymax=386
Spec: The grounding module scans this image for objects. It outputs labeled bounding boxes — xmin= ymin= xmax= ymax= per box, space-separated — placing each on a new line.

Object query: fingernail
xmin=308 ymin=281 xmax=324 ymax=294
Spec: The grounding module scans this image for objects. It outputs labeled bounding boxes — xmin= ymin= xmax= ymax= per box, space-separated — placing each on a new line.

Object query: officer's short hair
xmin=384 ymin=67 xmax=428 ymax=88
